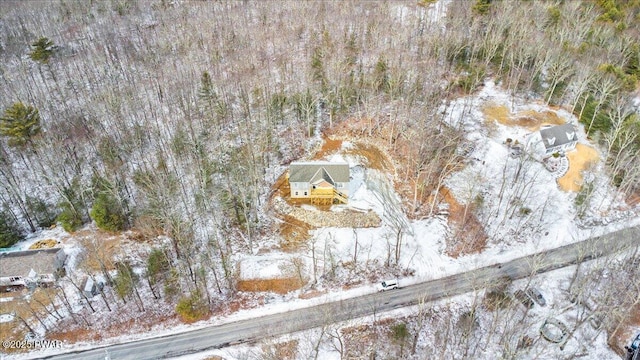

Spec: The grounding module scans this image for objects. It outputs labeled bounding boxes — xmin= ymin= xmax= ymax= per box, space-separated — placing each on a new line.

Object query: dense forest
xmin=1 ymin=0 xmax=639 ymax=337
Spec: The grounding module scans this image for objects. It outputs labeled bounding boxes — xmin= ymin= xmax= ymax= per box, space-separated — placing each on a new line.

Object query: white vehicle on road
xmin=378 ymin=279 xmax=399 ymax=291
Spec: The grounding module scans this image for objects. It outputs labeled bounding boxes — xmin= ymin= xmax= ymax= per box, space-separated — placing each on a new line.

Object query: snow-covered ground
xmin=166 ymin=75 xmax=639 ymax=358
xmin=296 ymin=80 xmax=640 ymax=289
xmin=6 ymin=80 xmax=640 ymax=360
xmin=0 ymin=226 xmax=70 ymax=253
xmin=172 ymin=263 xmax=626 ymax=360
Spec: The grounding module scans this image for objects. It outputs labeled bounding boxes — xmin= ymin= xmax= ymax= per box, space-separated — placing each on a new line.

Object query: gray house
xmin=288 ymin=162 xmax=349 ymax=204
xmin=0 ymin=248 xmax=66 ymax=291
xmin=539 ymin=123 xmax=578 ymax=155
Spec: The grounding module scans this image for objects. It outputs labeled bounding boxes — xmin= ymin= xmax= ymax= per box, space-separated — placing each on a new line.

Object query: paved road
xmin=42 ymin=225 xmax=639 ymax=360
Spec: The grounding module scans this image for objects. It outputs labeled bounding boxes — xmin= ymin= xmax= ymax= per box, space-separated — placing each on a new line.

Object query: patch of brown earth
xmin=132 ymin=215 xmax=166 ymax=240
xmin=262 ymin=339 xmax=299 ymax=360
xmin=439 ymin=187 xmax=488 ymax=258
xmin=287 ymin=207 xmax=381 ymax=228
xmin=278 ymin=214 xmax=313 ymax=251
xmin=0 ymin=290 xmax=22 ymax=299
xmin=219 ymin=293 xmax=267 ymax=315
xmin=558 ymin=143 xmax=600 ymax=192
xmin=0 ymin=287 xmax=61 ymax=350
xmin=0 ymin=318 xmax=29 ymax=355
xmin=298 ymin=289 xmax=327 ymax=299
xmin=271 ymin=195 xmax=380 ymax=251
xmin=626 ymin=192 xmax=640 ymax=207
xmin=270 ymin=170 xmax=290 ymax=199
xmin=341 ymin=317 xmax=405 ymax=359
xmin=343 ymin=141 xmax=393 ymax=171
xmin=48 ymin=327 xmax=103 ymax=344
xmin=609 ymin=302 xmax=640 ymax=356
xmin=75 ymin=230 xmax=122 ymax=271
xmin=313 ymin=136 xmax=343 ymax=159
xmin=517 ymin=109 xmax=565 ymax=129
xmin=342 ymin=323 xmax=379 ymax=359
xmin=124 ymin=230 xmax=149 ymax=243
xmin=48 ymin=311 xmax=179 ymax=344
xmin=236 ymin=277 xmax=304 ymax=294
xmin=483 ymin=102 xmax=566 ymax=131
xmin=28 ymin=239 xmax=59 ymax=249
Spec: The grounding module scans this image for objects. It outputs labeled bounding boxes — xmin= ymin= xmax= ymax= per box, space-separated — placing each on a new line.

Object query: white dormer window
xmin=547 ymin=137 xmax=556 ymax=146
xmin=566 ymin=132 xmax=575 ymax=141
xmin=28 ymin=269 xmax=38 ymax=279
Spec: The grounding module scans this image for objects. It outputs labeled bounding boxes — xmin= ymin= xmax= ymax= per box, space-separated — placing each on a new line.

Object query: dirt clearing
xmin=278 ymin=215 xmax=313 ymax=251
xmin=313 ymin=136 xmax=343 ymax=159
xmin=77 ymin=232 xmax=121 ymax=272
xmin=609 ymin=302 xmax=640 ymax=356
xmin=236 ymin=277 xmax=305 ymax=294
xmin=0 ymin=288 xmax=61 ymax=355
xmin=262 ymin=339 xmax=299 ymax=360
xmin=439 ymin=187 xmax=488 ymax=257
xmin=483 ymin=102 xmax=565 ymax=131
xmin=343 ymin=141 xmax=393 ymax=172
xmin=28 ymin=239 xmax=60 ymax=250
xmin=558 ymin=143 xmax=600 ymax=192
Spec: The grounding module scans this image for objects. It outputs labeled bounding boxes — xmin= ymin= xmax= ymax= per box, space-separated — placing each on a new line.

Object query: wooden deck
xmin=309 ymin=188 xmax=348 ymax=205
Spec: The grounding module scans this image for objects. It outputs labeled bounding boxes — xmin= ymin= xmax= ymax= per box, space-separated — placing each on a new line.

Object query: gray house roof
xmin=289 ymin=162 xmax=349 ymax=183
xmin=539 ymin=124 xmax=577 ymax=150
xmin=310 ymin=168 xmax=336 ymax=185
xmin=0 ymin=248 xmax=66 ymax=279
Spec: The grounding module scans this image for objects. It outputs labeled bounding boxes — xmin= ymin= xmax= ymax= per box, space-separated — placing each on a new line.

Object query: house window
xmin=295 ymin=191 xmax=299 ymax=196
xmin=304 ymin=192 xmax=307 ymax=196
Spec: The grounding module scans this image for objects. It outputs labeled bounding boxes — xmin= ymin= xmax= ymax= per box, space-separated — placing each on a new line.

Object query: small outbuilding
xmin=82 ymin=276 xmax=104 ymax=298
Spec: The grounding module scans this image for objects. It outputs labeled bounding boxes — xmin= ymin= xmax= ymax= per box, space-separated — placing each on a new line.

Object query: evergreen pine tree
xmin=198 ymin=71 xmax=214 ymax=100
xmin=28 ymin=37 xmax=55 ymax=64
xmin=373 ymin=56 xmax=390 ymax=93
xmin=113 ymin=262 xmax=136 ymax=300
xmin=0 ymin=209 xmax=24 ymax=248
xmin=198 ymin=71 xmax=227 ymax=122
xmin=56 ymin=179 xmax=86 ymax=232
xmin=57 ymin=202 xmax=83 ymax=232
xmin=472 ymin=0 xmax=492 ymax=15
xmin=25 ymin=196 xmax=58 ymax=228
xmin=90 ymin=193 xmax=126 ymax=231
xmin=147 ymin=248 xmax=170 ymax=279
xmin=0 ymin=102 xmax=42 ymax=148
xmin=90 ymin=176 xmax=127 ymax=232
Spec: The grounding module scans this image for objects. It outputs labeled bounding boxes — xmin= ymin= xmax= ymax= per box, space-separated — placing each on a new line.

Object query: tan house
xmin=288 ymin=161 xmax=349 ymax=205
